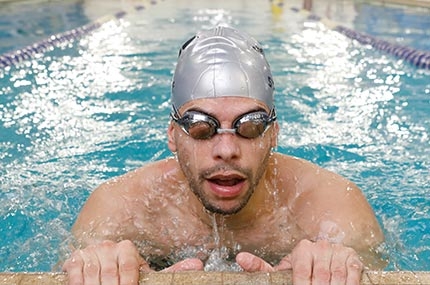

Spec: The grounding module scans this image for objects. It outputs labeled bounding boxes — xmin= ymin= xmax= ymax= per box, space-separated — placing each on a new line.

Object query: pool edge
xmin=372 ymin=0 xmax=430 ymax=8
xmin=1 ymin=271 xmax=430 ymax=284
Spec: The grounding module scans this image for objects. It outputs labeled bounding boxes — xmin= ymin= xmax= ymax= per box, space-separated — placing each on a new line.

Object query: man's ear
xmin=167 ymin=122 xmax=177 ymax=152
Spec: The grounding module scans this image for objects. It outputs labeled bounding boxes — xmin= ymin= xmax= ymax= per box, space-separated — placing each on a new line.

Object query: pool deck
xmin=1 ymin=271 xmax=430 ymax=285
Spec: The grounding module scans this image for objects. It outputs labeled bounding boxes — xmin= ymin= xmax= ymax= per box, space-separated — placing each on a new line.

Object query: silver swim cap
xmin=171 ymin=26 xmax=275 ymax=109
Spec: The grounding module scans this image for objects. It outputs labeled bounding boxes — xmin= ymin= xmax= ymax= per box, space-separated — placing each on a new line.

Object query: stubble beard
xmin=177 ymin=150 xmax=272 ymax=216
xmin=193 ymin=164 xmax=254 ymax=215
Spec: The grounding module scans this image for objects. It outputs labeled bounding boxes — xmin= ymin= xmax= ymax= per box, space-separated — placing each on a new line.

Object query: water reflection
xmin=269 ymin=10 xmax=429 ymax=270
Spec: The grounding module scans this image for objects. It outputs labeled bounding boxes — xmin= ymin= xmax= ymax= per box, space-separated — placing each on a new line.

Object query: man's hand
xmin=62 ymin=240 xmax=204 ymax=285
xmin=236 ymin=239 xmax=363 ymax=285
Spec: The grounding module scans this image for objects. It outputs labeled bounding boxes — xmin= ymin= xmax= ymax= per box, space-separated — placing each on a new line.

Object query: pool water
xmin=0 ymin=0 xmax=429 ymax=272
xmin=0 ymin=1 xmax=89 ymax=55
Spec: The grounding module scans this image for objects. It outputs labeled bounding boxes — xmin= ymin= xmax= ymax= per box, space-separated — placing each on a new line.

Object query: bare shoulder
xmin=72 ymin=157 xmax=183 ymax=244
xmin=271 ymin=152 xmax=359 ymax=194
xmin=92 ymin=157 xmax=182 ymax=195
xmin=87 ymin=158 xmax=183 ymax=204
xmin=271 ymin=153 xmax=384 ymax=252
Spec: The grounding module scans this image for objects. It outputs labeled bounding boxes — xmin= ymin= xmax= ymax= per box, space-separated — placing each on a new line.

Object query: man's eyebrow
xmin=182 ymin=108 xmax=212 ymax=116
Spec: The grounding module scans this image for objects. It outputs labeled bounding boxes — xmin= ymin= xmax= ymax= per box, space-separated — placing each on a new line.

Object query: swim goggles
xmin=171 ymin=106 xmax=277 ymax=140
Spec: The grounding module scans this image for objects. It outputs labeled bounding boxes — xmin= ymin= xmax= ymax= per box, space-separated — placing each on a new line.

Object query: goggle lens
xmin=189 ymin=120 xmax=217 ymax=139
xmin=172 ymin=109 xmax=276 ymax=140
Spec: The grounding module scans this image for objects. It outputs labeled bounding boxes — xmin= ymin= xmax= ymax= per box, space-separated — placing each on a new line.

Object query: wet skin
xmin=63 ymin=97 xmax=385 ymax=285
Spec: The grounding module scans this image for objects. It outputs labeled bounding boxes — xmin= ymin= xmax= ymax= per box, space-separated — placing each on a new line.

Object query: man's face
xmin=168 ymin=97 xmax=278 ymax=215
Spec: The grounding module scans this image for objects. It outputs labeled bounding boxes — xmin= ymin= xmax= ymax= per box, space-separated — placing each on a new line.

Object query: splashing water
xmin=204 ymin=214 xmax=242 ymax=272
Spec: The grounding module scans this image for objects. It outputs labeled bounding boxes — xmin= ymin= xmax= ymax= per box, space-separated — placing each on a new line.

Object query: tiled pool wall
xmin=1 ymin=271 xmax=430 ymax=285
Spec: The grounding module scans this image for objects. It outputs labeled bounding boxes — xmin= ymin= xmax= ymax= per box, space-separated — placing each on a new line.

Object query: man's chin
xmin=203 ymin=202 xmax=245 ymax=216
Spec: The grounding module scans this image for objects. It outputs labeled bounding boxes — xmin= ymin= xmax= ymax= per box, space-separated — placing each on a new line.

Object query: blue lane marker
xmin=2 ymin=2 xmax=428 ymax=70
xmin=289 ymin=7 xmax=430 ymax=70
xmin=0 ymin=2 xmax=157 ymax=69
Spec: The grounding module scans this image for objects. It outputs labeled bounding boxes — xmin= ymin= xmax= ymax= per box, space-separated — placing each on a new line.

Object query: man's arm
xmin=64 ymin=168 xmax=204 ymax=285
xmin=291 ymin=163 xmax=385 ymax=266
xmin=71 ymin=178 xmax=136 ymax=246
xmin=237 ymin=157 xmax=385 ymax=284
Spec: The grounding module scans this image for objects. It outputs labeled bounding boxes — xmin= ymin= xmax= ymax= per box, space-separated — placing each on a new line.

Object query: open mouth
xmin=208 ymin=176 xmax=245 ymax=186
xmin=206 ymin=174 xmax=246 ymax=198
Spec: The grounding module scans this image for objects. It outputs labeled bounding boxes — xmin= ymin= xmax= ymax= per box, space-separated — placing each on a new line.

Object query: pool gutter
xmin=370 ymin=0 xmax=430 ymax=8
xmin=1 ymin=271 xmax=430 ymax=285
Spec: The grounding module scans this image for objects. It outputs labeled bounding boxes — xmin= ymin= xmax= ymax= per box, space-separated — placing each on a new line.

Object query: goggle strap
xmin=171 ymin=105 xmax=181 ymax=121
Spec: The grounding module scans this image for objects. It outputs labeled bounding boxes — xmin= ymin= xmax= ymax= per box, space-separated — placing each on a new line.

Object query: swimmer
xmin=63 ymin=26 xmax=385 ymax=285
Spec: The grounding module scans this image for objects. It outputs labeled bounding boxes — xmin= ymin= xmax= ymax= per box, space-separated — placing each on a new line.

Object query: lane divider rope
xmin=0 ymin=0 xmax=159 ymax=69
xmin=287 ymin=5 xmax=430 ymax=69
xmin=2 ymin=1 xmax=428 ymax=70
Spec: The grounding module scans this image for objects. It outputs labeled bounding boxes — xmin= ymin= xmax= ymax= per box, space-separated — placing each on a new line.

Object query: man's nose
xmin=211 ymin=132 xmax=241 ymax=162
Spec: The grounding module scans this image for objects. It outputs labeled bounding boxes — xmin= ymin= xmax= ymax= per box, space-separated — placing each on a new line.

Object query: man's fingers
xmin=312 ymin=240 xmax=332 ymax=285
xmin=329 ymin=245 xmax=351 ymax=285
xmin=81 ymin=246 xmax=101 ymax=285
xmin=236 ymin=252 xmax=275 ymax=272
xmin=162 ymin=258 xmax=204 ymax=272
xmin=97 ymin=241 xmax=119 ymax=285
xmin=286 ymin=239 xmax=364 ymax=285
xmin=63 ymin=240 xmax=144 ymax=285
xmin=274 ymin=255 xmax=293 ymax=271
xmin=63 ymin=251 xmax=84 ymax=285
xmin=290 ymin=250 xmax=313 ymax=285
xmin=117 ymin=240 xmax=144 ymax=285
xmin=346 ymin=254 xmax=363 ymax=285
